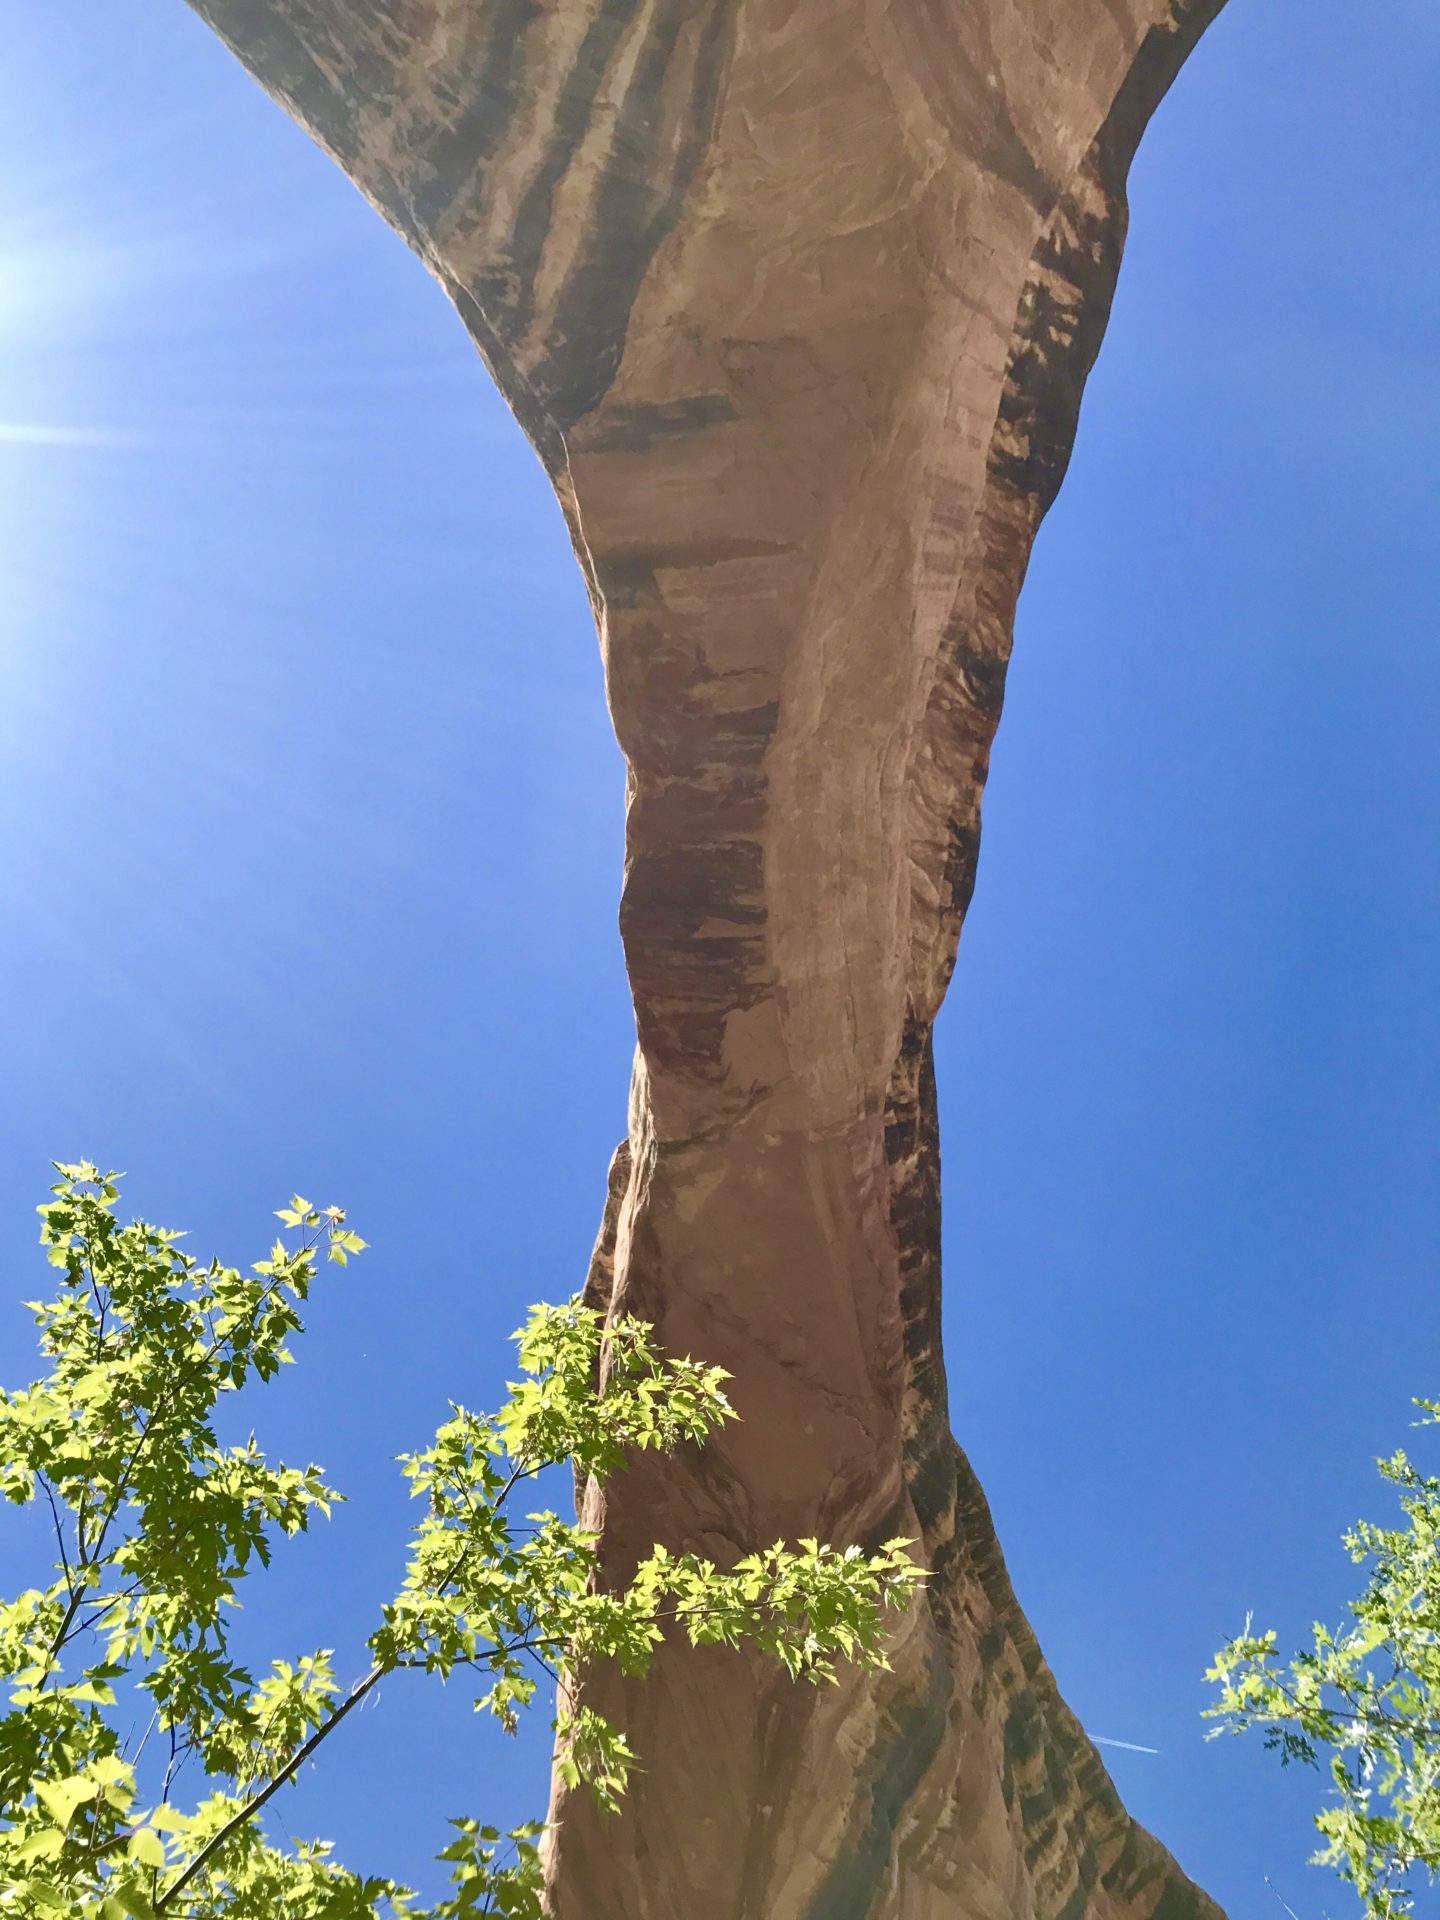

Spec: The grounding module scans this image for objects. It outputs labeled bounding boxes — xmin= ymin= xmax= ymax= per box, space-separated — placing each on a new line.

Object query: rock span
xmin=183 ymin=4 xmax=1229 ymax=1915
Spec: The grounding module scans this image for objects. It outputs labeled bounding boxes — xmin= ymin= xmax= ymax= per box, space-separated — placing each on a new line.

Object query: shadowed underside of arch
xmin=180 ymin=3 xmax=1229 ymax=1914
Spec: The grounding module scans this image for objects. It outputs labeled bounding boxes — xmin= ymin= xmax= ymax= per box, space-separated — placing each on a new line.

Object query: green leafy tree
xmin=1208 ymin=1401 xmax=1440 ymax=1919
xmin=0 ymin=1165 xmax=923 ymax=1918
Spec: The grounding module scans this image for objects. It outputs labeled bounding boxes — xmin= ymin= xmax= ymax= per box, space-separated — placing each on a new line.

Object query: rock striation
xmin=183 ymin=3 xmax=1229 ymax=1915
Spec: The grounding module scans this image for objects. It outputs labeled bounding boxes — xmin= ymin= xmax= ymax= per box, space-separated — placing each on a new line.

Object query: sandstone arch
xmin=180 ymin=5 xmax=1229 ymax=1914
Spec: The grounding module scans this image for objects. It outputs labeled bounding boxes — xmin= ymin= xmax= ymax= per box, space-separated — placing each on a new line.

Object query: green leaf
xmin=12 ymin=1828 xmax=66 ymax=1862
xmin=128 ymin=1826 xmax=166 ymax=1869
xmin=36 ymin=1772 xmax=99 ymax=1827
xmin=103 ymin=1890 xmax=157 ymax=1920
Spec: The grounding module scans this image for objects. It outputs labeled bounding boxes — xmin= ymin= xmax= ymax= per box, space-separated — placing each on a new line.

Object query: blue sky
xmin=1 ymin=3 xmax=1436 ymax=1914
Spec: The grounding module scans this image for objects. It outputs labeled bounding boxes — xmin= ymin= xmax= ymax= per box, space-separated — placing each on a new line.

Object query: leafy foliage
xmin=0 ymin=1166 xmax=923 ymax=1917
xmin=1208 ymin=1401 xmax=1440 ymax=1919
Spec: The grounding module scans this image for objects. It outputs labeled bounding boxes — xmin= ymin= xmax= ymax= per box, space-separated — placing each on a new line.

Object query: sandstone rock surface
xmin=182 ymin=3 xmax=1230 ymax=1914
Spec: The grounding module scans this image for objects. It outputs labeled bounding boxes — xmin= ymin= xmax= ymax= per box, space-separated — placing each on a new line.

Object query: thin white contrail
xmin=1264 ymin=1876 xmax=1303 ymax=1920
xmin=0 ymin=423 xmax=144 ymax=447
xmin=1091 ymin=1736 xmax=1159 ymax=1755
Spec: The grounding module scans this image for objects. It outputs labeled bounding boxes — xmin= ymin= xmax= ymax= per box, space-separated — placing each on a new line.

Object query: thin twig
xmin=39 ymin=1475 xmax=75 ymax=1596
xmin=155 ymin=1663 xmax=387 ymax=1911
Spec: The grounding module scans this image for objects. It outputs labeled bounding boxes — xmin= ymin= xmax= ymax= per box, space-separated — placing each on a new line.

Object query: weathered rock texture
xmin=183 ymin=3 xmax=1228 ymax=1915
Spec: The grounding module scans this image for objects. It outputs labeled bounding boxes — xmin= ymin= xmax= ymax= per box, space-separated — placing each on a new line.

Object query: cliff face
xmin=182 ymin=4 xmax=1228 ymax=1914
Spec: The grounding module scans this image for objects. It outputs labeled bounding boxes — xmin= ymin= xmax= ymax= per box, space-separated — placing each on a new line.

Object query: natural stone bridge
xmin=182 ymin=3 xmax=1229 ymax=1915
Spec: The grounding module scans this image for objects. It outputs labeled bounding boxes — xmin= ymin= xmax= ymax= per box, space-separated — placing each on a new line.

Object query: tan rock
xmin=184 ymin=3 xmax=1230 ymax=1914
